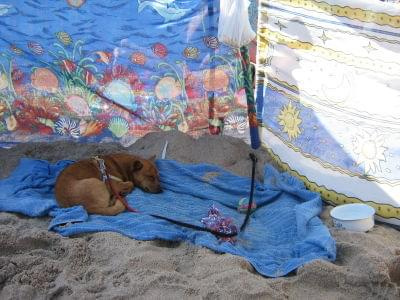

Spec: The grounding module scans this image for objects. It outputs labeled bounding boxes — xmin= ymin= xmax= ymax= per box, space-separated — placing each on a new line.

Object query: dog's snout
xmin=142 ymin=184 xmax=162 ymax=194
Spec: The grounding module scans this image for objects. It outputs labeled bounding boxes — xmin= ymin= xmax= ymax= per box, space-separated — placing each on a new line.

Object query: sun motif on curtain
xmin=352 ymin=130 xmax=387 ymax=175
xmin=277 ymin=102 xmax=302 ymax=141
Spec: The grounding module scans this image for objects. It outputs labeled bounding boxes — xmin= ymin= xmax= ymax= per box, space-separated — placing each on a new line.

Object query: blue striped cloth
xmin=0 ymin=158 xmax=336 ymax=277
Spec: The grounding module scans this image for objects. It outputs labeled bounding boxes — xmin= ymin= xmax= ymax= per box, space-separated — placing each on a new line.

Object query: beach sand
xmin=0 ymin=131 xmax=399 ymax=299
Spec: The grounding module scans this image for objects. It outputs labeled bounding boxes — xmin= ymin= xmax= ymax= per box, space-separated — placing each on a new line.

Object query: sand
xmin=0 ymin=131 xmax=399 ymax=299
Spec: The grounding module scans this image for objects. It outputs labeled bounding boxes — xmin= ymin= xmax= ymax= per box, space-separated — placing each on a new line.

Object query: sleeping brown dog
xmin=54 ymin=153 xmax=162 ymax=215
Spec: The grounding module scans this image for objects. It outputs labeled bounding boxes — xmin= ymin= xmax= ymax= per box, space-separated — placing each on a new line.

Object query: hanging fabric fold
xmin=218 ymin=0 xmax=256 ymax=48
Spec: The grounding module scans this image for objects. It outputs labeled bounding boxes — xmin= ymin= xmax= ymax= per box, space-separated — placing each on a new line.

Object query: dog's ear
xmin=148 ymin=155 xmax=156 ymax=161
xmin=131 ymin=160 xmax=143 ymax=172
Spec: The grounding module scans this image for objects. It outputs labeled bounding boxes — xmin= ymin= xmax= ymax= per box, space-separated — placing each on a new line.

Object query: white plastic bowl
xmin=330 ymin=203 xmax=375 ymax=232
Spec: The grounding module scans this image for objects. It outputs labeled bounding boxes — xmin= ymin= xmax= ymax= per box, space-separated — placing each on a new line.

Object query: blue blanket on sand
xmin=0 ymin=158 xmax=336 ymax=277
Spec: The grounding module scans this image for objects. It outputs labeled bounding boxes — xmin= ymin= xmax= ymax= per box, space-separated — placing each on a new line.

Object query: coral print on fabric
xmin=0 ymin=0 xmax=250 ymax=147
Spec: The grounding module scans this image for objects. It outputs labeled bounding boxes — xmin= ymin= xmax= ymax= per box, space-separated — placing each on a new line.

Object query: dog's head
xmin=130 ymin=155 xmax=162 ymax=194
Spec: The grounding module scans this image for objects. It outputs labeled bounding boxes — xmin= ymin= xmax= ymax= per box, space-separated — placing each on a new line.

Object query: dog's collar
xmin=92 ymin=156 xmax=123 ymax=182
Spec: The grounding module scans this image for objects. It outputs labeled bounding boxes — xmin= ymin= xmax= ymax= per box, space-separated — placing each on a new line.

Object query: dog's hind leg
xmin=87 ymin=200 xmax=125 ymax=215
xmin=74 ymin=178 xmax=126 ymax=215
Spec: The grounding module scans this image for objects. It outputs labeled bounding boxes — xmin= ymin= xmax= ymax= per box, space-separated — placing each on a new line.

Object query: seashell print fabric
xmin=0 ymin=0 xmax=252 ymax=147
xmin=256 ymin=0 xmax=400 ymax=225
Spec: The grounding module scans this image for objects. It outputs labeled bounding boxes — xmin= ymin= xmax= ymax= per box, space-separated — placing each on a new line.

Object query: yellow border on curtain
xmin=269 ymin=0 xmax=400 ymax=28
xmin=258 ymin=28 xmax=400 ymax=76
xmin=261 ymin=142 xmax=400 ymax=220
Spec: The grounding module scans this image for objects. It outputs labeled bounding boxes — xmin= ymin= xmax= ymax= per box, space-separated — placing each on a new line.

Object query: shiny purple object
xmin=201 ymin=205 xmax=238 ymax=240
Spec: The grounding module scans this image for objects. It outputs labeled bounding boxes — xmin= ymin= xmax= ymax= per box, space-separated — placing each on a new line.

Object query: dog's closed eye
xmin=147 ymin=175 xmax=155 ymax=181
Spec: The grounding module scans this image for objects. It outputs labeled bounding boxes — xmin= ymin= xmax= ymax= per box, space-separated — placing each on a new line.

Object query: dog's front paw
xmin=118 ymin=181 xmax=134 ymax=195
